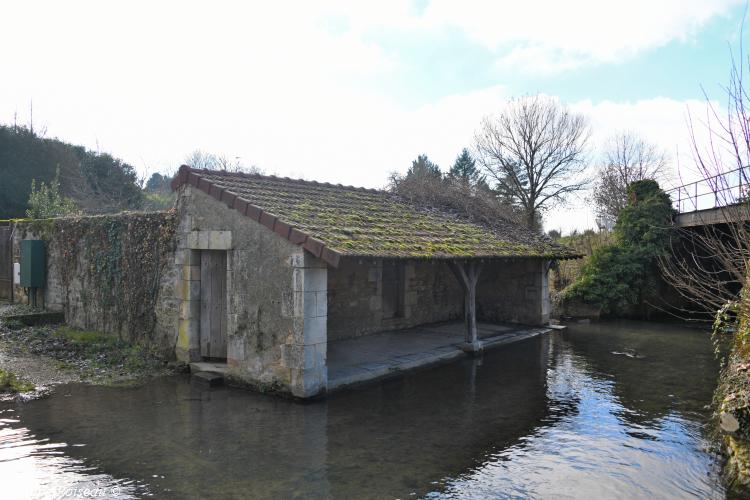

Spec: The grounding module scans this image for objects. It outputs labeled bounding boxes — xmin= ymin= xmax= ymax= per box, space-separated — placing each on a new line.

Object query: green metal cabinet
xmin=20 ymin=240 xmax=45 ymax=288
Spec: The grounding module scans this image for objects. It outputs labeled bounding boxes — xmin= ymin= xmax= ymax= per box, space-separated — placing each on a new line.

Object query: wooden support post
xmin=449 ymin=260 xmax=483 ymax=354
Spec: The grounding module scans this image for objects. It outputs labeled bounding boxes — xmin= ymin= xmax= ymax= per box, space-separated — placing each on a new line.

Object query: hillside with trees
xmin=0 ymin=124 xmax=143 ymax=218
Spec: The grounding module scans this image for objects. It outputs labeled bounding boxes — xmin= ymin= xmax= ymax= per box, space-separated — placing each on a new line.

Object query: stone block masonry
xmin=174 ymin=185 xmax=328 ymax=397
xmin=477 ymin=259 xmax=550 ymax=326
xmin=11 ymin=212 xmax=180 ymax=355
xmin=327 ymin=257 xmax=550 ymax=341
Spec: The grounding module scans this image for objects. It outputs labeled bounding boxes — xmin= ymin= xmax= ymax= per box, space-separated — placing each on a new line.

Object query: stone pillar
xmin=283 ymin=251 xmax=328 ymax=398
xmin=176 ymin=249 xmax=202 ymax=362
xmin=525 ymin=259 xmax=551 ymax=325
xmin=540 ymin=260 xmax=551 ymax=325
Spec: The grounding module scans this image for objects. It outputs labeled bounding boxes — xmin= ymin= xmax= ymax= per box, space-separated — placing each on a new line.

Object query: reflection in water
xmin=0 ymin=411 xmax=142 ymax=499
xmin=0 ymin=321 xmax=725 ymax=499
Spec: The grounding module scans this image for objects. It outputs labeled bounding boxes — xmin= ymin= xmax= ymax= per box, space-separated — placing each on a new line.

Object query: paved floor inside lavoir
xmin=327 ymin=321 xmax=552 ymax=390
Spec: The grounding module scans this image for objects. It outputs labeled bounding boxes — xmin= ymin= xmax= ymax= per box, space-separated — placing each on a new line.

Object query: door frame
xmin=0 ymin=222 xmax=13 ymax=303
xmin=199 ymin=249 xmax=228 ymax=360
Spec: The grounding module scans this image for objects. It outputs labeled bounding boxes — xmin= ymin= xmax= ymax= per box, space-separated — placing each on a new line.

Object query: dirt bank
xmin=0 ymin=303 xmax=181 ymax=400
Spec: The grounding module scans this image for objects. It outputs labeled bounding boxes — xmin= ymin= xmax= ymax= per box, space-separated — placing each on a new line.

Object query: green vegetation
xmin=0 ymin=319 xmax=171 ymax=385
xmin=143 ymin=172 xmax=176 ymax=211
xmin=406 ymin=154 xmax=442 ymax=180
xmin=26 ymin=168 xmax=78 ymax=218
xmin=714 ymin=277 xmax=750 ymax=491
xmin=56 ymin=326 xmax=110 ymax=343
xmin=0 ymin=368 xmax=35 ymax=393
xmin=448 ymin=148 xmax=483 ymax=185
xmin=562 ymin=180 xmax=676 ymax=315
xmin=549 ymin=229 xmax=613 ymax=294
xmin=43 ymin=211 xmax=177 ymax=342
xmin=143 ymin=191 xmax=175 ymax=211
xmin=54 ymin=326 xmax=163 ymax=374
xmin=0 ymin=124 xmax=143 ymax=218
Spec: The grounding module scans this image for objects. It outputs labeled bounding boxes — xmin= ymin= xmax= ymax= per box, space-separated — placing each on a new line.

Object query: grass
xmin=0 ymin=368 xmax=35 ymax=393
xmin=54 ymin=326 xmax=164 ymax=375
xmin=0 ymin=321 xmax=174 ymax=388
xmin=55 ymin=326 xmax=113 ymax=344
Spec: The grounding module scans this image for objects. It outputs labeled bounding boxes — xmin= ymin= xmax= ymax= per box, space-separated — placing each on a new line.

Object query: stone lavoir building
xmin=168 ymin=166 xmax=576 ymax=398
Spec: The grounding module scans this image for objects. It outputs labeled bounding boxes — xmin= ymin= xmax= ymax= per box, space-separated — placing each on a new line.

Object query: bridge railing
xmin=666 ymin=165 xmax=750 ymax=213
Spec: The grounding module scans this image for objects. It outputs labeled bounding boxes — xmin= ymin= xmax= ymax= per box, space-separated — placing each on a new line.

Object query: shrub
xmin=26 ymin=168 xmax=77 ymax=219
xmin=563 ymin=180 xmax=676 ymax=315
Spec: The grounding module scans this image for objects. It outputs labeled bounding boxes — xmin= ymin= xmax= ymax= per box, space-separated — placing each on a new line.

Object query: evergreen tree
xmin=407 ymin=154 xmax=442 ymax=180
xmin=493 ymin=160 xmax=528 ymax=205
xmin=448 ymin=148 xmax=482 ymax=185
xmin=145 ymin=172 xmax=171 ymax=193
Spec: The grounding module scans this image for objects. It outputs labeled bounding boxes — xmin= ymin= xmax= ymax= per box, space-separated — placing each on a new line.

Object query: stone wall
xmin=327 ymin=259 xmax=464 ymax=341
xmin=174 ymin=185 xmax=327 ymax=397
xmin=327 ymin=257 xmax=550 ymax=341
xmin=9 ymin=186 xmax=550 ymax=398
xmin=11 ymin=213 xmax=180 ymax=354
xmin=477 ymin=259 xmax=550 ymax=326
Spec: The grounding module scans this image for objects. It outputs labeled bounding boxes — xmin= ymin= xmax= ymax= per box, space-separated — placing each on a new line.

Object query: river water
xmin=0 ymin=321 xmax=725 ymax=499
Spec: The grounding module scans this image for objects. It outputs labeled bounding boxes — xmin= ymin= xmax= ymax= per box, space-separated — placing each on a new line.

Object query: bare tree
xmin=184 ymin=149 xmax=263 ymax=174
xmin=474 ymin=94 xmax=591 ymax=229
xmin=184 ymin=150 xmax=220 ymax=170
xmin=592 ymin=132 xmax=670 ymax=223
xmin=658 ymin=47 xmax=750 ymax=314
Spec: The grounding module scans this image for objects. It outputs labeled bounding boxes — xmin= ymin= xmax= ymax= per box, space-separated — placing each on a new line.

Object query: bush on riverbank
xmin=549 ymin=229 xmax=613 ymax=294
xmin=0 ymin=368 xmax=34 ymax=393
xmin=560 ymin=180 xmax=676 ymax=316
xmin=715 ymin=277 xmax=750 ymax=492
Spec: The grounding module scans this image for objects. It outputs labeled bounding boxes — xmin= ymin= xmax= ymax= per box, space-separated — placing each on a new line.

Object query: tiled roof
xmin=171 ymin=166 xmax=577 ymax=267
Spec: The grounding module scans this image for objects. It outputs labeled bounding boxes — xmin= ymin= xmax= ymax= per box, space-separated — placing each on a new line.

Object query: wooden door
xmin=381 ymin=261 xmax=404 ymax=319
xmin=200 ymin=250 xmax=227 ymax=359
xmin=0 ymin=223 xmax=12 ymax=301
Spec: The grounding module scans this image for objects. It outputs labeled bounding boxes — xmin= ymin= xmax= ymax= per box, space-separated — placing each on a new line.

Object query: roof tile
xmin=173 ymin=166 xmax=576 ymax=261
xmin=245 ymin=204 xmax=262 ymax=221
xmin=259 ymin=211 xmax=276 ymax=231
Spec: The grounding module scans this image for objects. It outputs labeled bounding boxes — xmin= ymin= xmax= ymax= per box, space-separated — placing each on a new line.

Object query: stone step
xmin=189 ymin=361 xmax=229 ymax=375
xmin=192 ymin=371 xmax=224 ymax=387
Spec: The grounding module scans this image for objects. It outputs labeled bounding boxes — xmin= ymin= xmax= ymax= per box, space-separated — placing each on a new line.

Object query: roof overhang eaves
xmin=334 ymin=252 xmax=581 ymax=262
xmin=171 ymin=166 xmax=581 ymax=268
xmin=172 ymin=166 xmax=344 ymax=268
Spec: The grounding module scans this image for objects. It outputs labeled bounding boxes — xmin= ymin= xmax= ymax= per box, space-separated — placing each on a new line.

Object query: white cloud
xmin=0 ymin=1 xmax=731 ymax=234
xmin=543 ymin=96 xmax=717 ymax=233
xmin=330 ymin=0 xmax=741 ymax=73
xmin=494 ymin=46 xmax=592 ymax=74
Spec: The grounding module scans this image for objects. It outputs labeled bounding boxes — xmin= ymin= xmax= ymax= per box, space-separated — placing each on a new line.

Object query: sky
xmin=1 ymin=0 xmax=746 ymax=233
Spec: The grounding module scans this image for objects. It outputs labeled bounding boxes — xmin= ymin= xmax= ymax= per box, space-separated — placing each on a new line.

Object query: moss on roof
xmin=177 ymin=168 xmax=577 ymax=260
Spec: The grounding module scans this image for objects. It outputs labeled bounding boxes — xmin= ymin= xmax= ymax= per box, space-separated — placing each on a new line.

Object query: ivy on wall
xmin=21 ymin=210 xmax=177 ymax=342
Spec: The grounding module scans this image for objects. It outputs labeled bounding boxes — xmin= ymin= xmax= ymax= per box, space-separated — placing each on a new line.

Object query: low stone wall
xmin=552 ymin=297 xmax=602 ymax=320
xmin=12 ymin=212 xmax=179 ymax=354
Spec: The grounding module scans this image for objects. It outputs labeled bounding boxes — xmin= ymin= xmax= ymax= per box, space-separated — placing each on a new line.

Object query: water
xmin=0 ymin=321 xmax=725 ymax=499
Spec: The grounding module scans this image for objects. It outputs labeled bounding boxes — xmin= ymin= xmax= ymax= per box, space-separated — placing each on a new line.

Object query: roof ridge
xmin=170 ymin=165 xmax=580 ymax=264
xmin=180 ymin=165 xmax=386 ymax=195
